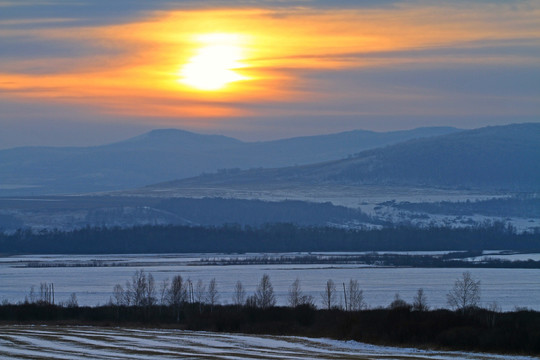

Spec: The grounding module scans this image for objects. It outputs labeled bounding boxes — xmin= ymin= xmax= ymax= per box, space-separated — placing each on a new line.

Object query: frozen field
xmin=466 ymin=253 xmax=540 ymax=262
xmin=0 ymin=325 xmax=537 ymax=360
xmin=1 ymin=253 xmax=539 ymax=310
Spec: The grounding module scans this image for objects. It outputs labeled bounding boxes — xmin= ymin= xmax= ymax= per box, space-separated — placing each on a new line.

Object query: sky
xmin=0 ymin=0 xmax=539 ymax=148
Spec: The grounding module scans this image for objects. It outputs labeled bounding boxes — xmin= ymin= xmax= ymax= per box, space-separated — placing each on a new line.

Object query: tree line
xmin=198 ymin=252 xmax=540 ymax=269
xmin=393 ymin=195 xmax=540 ymax=219
xmin=14 ymin=270 xmax=485 ymax=315
xmin=108 ymin=270 xmax=482 ymax=313
xmin=1 ymin=222 xmax=538 ymax=254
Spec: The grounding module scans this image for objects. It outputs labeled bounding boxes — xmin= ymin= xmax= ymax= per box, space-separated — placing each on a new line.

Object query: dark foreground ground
xmin=1 ymin=303 xmax=539 ymax=356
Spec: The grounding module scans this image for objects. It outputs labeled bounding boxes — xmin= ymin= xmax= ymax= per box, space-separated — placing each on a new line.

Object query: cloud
xmin=0 ymin=0 xmax=539 ymax=146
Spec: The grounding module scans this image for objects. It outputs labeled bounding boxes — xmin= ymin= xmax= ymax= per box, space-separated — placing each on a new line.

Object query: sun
xmin=178 ymin=34 xmax=249 ymax=91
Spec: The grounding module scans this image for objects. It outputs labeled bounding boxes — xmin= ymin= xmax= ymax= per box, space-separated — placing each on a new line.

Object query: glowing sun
xmin=179 ymin=34 xmax=249 ymax=91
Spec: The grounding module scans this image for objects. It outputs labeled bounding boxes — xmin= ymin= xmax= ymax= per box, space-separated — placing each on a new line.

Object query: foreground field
xmin=0 ymin=326 xmax=535 ymax=360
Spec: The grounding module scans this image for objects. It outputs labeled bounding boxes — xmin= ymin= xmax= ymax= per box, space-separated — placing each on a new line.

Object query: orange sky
xmin=0 ymin=1 xmax=539 ymax=146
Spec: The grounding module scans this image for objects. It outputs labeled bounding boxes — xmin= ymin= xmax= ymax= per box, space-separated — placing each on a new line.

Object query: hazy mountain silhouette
xmin=0 ymin=126 xmax=459 ymax=195
xmin=161 ymin=123 xmax=540 ymax=191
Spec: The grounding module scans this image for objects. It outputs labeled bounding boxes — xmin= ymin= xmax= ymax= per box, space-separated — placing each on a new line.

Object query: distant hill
xmin=0 ymin=196 xmax=373 ymax=231
xmin=161 ymin=123 xmax=540 ymax=191
xmin=0 ymin=126 xmax=459 ymax=195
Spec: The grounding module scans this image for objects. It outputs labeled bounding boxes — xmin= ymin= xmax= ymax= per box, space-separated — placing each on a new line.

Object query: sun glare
xmin=179 ymin=33 xmax=249 ymax=91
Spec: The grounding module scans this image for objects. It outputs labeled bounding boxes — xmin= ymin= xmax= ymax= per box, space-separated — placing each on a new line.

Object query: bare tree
xmin=39 ymin=283 xmax=48 ymax=304
xmin=254 ymin=274 xmax=276 ymax=309
xmin=195 ymin=279 xmax=206 ymax=313
xmin=412 ymin=288 xmax=429 ymax=312
xmin=39 ymin=282 xmax=54 ymax=305
xmin=26 ymin=285 xmax=37 ymax=304
xmin=342 ymin=282 xmax=347 ymax=310
xmin=389 ymin=293 xmax=410 ymax=310
xmin=195 ymin=279 xmax=206 ymax=303
xmin=486 ymin=301 xmax=501 ymax=328
xmin=168 ymin=275 xmax=187 ymax=306
xmin=300 ymin=294 xmax=315 ymax=307
xmin=207 ymin=278 xmax=219 ymax=311
xmin=186 ymin=279 xmax=194 ymax=303
xmin=112 ymin=284 xmax=128 ymax=306
xmin=346 ymin=279 xmax=365 ymax=311
xmin=245 ymin=294 xmax=257 ymax=308
xmin=232 ymin=280 xmax=246 ymax=306
xmin=145 ymin=273 xmax=156 ymax=306
xmin=288 ymin=278 xmax=303 ymax=308
xmin=321 ymin=279 xmax=337 ymax=310
xmin=126 ymin=270 xmax=144 ymax=306
xmin=158 ymin=278 xmax=170 ymax=305
xmin=447 ymin=271 xmax=481 ymax=312
xmin=65 ymin=293 xmax=78 ymax=308
xmin=126 ymin=270 xmax=156 ymax=306
xmin=288 ymin=278 xmax=314 ymax=308
xmin=168 ymin=275 xmax=187 ymax=321
xmin=232 ymin=281 xmax=245 ymax=306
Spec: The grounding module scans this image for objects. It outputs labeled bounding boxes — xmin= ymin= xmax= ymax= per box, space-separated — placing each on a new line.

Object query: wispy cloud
xmin=0 ymin=0 xmax=538 ymax=145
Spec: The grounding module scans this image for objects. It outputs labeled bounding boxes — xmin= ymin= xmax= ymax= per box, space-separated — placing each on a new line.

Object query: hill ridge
xmin=0 ymin=125 xmax=463 ymax=195
xmin=158 ymin=123 xmax=540 ymax=191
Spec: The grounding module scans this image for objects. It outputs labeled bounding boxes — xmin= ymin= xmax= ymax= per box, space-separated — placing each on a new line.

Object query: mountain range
xmin=0 ymin=126 xmax=459 ymax=196
xmin=156 ymin=123 xmax=540 ymax=192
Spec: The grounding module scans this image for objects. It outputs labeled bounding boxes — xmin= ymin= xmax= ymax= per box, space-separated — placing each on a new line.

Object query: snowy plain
xmin=1 ymin=253 xmax=539 ymax=311
xmin=0 ymin=325 xmax=538 ymax=360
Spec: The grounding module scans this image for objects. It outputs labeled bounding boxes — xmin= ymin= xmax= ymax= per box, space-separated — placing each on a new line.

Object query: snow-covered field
xmin=0 ymin=326 xmax=536 ymax=360
xmin=2 ymin=185 xmax=536 ymax=232
xmin=137 ymin=184 xmax=501 ymax=207
xmin=131 ymin=184 xmax=538 ymax=232
xmin=464 ymin=252 xmax=540 ymax=262
xmin=1 ymin=253 xmax=539 ymax=310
